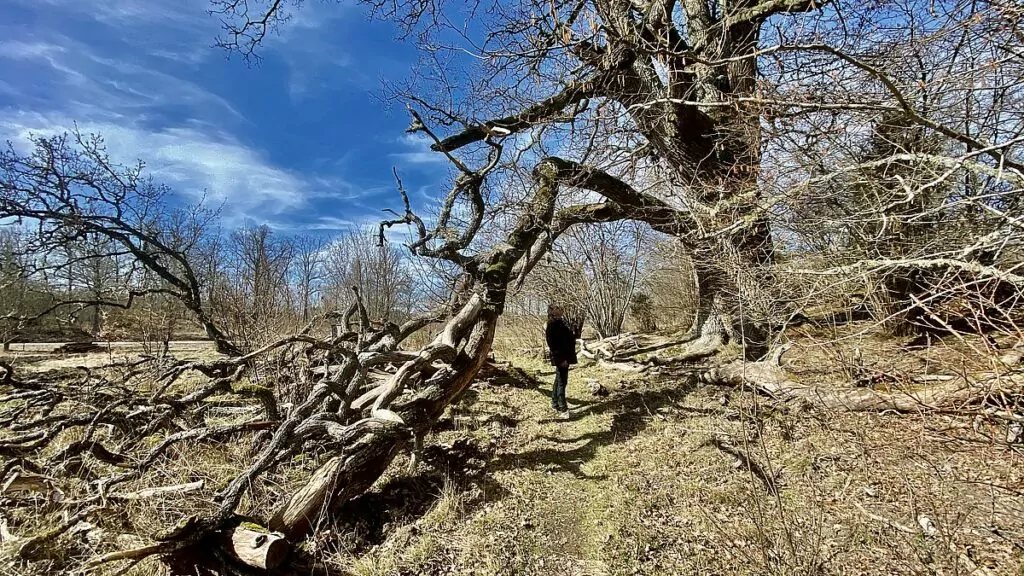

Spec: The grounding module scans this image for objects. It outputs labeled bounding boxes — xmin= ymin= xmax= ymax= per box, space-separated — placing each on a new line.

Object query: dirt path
xmin=336 ymin=357 xmax=1022 ymax=575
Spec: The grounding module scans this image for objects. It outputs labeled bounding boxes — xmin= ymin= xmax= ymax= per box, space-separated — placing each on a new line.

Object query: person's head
xmin=547 ymin=304 xmax=564 ymax=319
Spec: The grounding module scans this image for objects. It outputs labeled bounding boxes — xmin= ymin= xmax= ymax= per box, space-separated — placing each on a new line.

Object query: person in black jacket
xmin=545 ymin=304 xmax=578 ymax=413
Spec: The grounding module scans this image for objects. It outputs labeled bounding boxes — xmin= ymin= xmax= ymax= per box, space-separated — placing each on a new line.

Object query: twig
xmin=709 ymin=436 xmax=779 ymax=495
xmin=854 ymin=502 xmax=917 ymax=534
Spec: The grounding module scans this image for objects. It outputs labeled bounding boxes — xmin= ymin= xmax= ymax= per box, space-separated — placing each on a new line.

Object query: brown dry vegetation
xmin=4 ymin=321 xmax=1020 ymax=576
xmin=339 ymin=332 xmax=1024 ymax=576
xmin=2 ymin=1 xmax=1023 ymax=571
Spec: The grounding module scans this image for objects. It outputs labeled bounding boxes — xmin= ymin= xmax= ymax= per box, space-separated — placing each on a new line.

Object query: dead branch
xmin=709 ymin=436 xmax=780 ymax=495
xmin=701 ymin=345 xmax=1021 ymax=415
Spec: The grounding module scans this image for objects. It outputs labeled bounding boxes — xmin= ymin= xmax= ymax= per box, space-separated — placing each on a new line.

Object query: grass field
xmin=2 ymin=327 xmax=1021 ymax=575
xmin=313 ymin=350 xmax=1023 ymax=575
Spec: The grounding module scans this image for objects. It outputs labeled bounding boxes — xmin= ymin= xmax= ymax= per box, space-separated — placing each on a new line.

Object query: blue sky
xmin=0 ymin=0 xmax=449 ymax=233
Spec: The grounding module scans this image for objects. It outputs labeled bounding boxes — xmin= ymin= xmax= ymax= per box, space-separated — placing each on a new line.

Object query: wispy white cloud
xmin=0 ymin=40 xmax=67 ymax=60
xmin=0 ymin=113 xmax=306 ymax=223
xmin=390 ymin=133 xmax=449 ymax=166
xmin=269 ymin=216 xmax=359 ymax=233
xmin=0 ymin=33 xmax=241 ymax=124
xmin=0 ymin=28 xmax=290 ymax=223
xmin=274 ymin=3 xmax=365 ymax=101
xmin=8 ymin=0 xmax=217 ymax=63
xmin=0 ymin=0 xmax=397 ymax=230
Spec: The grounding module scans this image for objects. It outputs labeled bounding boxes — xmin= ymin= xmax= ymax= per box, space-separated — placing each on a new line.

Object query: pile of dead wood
xmin=573 ymin=333 xmax=1023 ymax=441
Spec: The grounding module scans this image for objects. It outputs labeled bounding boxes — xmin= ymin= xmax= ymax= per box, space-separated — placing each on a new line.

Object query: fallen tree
xmin=0 ymin=118 xmax=629 ymax=573
xmin=3 ymin=133 xmax=1022 ymax=575
xmin=700 ymin=344 xmax=1024 ymax=420
xmin=577 ymin=331 xmax=721 ymax=371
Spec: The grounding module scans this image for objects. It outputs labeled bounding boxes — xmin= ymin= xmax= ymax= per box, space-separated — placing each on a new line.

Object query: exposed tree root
xmin=613 ymin=337 xmax=697 ymax=359
xmin=667 ymin=333 xmax=725 ymax=364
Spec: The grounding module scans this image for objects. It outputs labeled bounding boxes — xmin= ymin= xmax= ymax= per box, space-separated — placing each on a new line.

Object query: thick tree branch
xmin=535 ymin=156 xmax=697 ymax=236
xmin=431 ymin=77 xmax=599 ymax=152
xmin=725 ymin=0 xmax=829 ymax=27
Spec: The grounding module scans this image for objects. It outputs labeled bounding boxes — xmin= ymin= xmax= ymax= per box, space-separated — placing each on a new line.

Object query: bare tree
xmin=292 ymin=234 xmax=326 ymax=324
xmin=644 ymin=239 xmax=698 ymax=330
xmin=216 ymin=222 xmax=295 ymax=348
xmin=768 ymin=0 xmax=1024 ymax=340
xmin=0 ymin=227 xmax=37 ymax=350
xmin=630 ymin=292 xmax=658 ymax=332
xmin=322 ymin=229 xmax=415 ymax=322
xmin=0 ymin=132 xmax=239 ymax=354
xmin=533 ymin=221 xmax=647 ymax=338
xmin=69 ymin=233 xmax=123 ymax=336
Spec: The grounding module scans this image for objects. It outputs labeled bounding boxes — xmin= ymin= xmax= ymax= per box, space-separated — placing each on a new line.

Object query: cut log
xmin=223 ymin=524 xmax=289 ymax=570
xmin=578 ymin=346 xmax=596 ymax=361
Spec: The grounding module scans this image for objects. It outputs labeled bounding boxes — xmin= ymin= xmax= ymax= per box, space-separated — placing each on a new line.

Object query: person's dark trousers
xmin=551 ymin=365 xmax=569 ymax=410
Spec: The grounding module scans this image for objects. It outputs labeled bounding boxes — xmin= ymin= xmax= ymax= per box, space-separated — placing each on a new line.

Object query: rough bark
xmin=415 ymin=0 xmax=824 ymax=355
xmin=683 ymin=269 xmax=730 ymax=360
xmin=269 ymin=456 xmax=345 ymax=536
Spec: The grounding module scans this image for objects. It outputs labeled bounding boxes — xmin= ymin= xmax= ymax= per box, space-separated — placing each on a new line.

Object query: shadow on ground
xmin=489 ymin=372 xmax=712 ymax=479
xmin=282 ymin=364 xmax=717 ymax=575
xmin=283 ymin=436 xmax=510 ymax=575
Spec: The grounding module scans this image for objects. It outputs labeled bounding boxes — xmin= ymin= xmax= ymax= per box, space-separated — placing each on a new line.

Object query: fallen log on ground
xmin=700 ymin=344 xmax=1022 ymax=413
xmin=53 ymin=342 xmax=104 ymax=354
xmin=598 ymin=358 xmax=651 ymax=373
xmin=0 ymin=138 xmax=570 ymax=575
xmin=612 ymin=336 xmax=695 ymax=359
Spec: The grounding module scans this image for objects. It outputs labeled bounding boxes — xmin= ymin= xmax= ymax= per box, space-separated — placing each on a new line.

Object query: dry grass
xmin=0 ymin=341 xmax=222 ymax=373
xmin=2 ymin=326 xmax=1022 ymax=576
xmin=324 ymin=334 xmax=1023 ymax=576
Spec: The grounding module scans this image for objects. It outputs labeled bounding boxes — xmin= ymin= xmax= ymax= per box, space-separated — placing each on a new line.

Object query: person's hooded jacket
xmin=545 ymin=316 xmax=578 ymax=366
